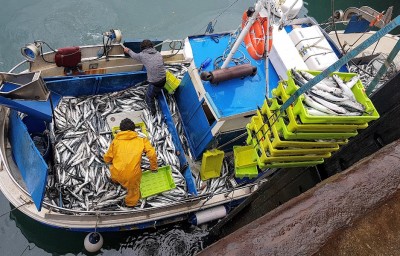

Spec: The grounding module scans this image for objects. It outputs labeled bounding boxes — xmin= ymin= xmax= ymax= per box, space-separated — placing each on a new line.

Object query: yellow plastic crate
xmin=246 ymin=122 xmax=338 ymax=156
xmin=164 ymin=70 xmax=181 ymax=94
xmin=112 ymin=122 xmax=148 ymax=138
xmin=246 ymin=124 xmax=327 ymax=169
xmin=250 ymin=136 xmax=331 ymax=162
xmin=140 ymin=165 xmax=176 ymax=198
xmin=261 ymin=159 xmax=325 ymax=169
xmin=200 ymin=149 xmax=225 ymax=180
xmin=249 ymin=136 xmax=328 ymax=169
xmin=251 ymin=113 xmax=340 ymax=149
xmin=233 ymin=145 xmax=258 ymax=179
xmin=264 ymin=133 xmax=339 ymax=156
xmin=285 ymin=70 xmax=379 ymax=124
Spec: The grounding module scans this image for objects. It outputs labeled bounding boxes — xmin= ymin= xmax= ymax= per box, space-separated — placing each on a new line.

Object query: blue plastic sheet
xmin=9 ymin=110 xmax=48 ymax=211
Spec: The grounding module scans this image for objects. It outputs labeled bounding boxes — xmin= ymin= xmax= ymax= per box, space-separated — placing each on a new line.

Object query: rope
xmin=0 ymin=200 xmax=32 ymax=218
xmin=194 ymin=0 xmax=241 ymax=36
xmin=95 ymin=212 xmax=100 ymax=232
xmin=19 ymin=244 xmax=36 ymax=256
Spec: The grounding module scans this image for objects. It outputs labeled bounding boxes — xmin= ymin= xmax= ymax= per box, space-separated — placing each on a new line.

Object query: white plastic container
xmin=289 ymin=25 xmax=324 ymax=46
xmin=269 ymin=25 xmax=308 ymax=80
xmin=297 ymin=38 xmax=339 ymax=70
xmin=270 ymin=0 xmax=304 ymax=19
xmin=289 ymin=25 xmax=339 ymax=70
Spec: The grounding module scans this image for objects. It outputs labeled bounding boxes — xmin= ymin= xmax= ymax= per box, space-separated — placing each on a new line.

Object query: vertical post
xmin=265 ymin=1 xmax=271 ymax=97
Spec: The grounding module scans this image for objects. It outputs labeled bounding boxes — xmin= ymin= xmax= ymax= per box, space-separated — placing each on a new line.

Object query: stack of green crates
xmin=245 ymin=70 xmax=379 ymax=169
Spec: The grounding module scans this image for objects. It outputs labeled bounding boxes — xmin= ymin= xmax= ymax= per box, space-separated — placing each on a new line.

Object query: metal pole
xmin=265 ymin=1 xmax=271 ymax=97
xmin=221 ymin=0 xmax=265 ymax=69
xmin=366 ymin=39 xmax=400 ymax=96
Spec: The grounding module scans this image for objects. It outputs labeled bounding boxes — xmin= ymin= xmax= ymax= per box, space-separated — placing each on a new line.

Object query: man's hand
xmin=123 ymin=47 xmax=130 ymax=54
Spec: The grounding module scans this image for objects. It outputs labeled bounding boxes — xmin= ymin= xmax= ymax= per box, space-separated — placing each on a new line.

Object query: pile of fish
xmin=194 ymin=158 xmax=233 ymax=196
xmin=291 ymin=69 xmax=366 ymax=116
xmin=46 ymin=85 xmax=187 ymax=213
xmin=348 ymin=54 xmax=399 ymax=93
xmin=165 ymin=63 xmax=189 ymax=80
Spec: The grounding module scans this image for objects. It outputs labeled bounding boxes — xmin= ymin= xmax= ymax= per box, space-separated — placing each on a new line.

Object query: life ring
xmin=242 ymin=11 xmax=273 ymax=60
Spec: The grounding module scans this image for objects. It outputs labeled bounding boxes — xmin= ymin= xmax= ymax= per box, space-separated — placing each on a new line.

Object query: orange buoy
xmin=260 ymin=17 xmax=273 ymax=52
xmin=242 ymin=12 xmax=273 ymax=60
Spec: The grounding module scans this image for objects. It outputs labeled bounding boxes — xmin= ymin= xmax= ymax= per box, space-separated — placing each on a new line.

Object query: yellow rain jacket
xmin=104 ymin=131 xmax=157 ymax=206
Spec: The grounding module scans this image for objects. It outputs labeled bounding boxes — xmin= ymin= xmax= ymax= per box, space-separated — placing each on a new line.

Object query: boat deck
xmin=189 ymin=34 xmax=280 ymax=118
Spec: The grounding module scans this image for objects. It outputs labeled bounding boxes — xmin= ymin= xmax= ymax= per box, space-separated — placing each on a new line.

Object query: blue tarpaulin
xmin=9 ymin=110 xmax=48 ymax=211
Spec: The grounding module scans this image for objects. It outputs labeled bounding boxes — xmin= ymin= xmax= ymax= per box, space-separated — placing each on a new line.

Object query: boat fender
xmin=189 ymin=205 xmax=228 ymax=225
xmin=84 ymin=232 xmax=104 ymax=253
xmin=200 ymin=64 xmax=257 ymax=84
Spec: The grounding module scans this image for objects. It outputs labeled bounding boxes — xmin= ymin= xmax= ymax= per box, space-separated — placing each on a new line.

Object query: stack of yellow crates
xmin=246 ymin=70 xmax=380 ymax=169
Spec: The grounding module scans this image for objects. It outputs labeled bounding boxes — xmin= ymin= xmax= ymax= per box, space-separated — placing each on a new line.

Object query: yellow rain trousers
xmin=104 ymin=131 xmax=157 ymax=206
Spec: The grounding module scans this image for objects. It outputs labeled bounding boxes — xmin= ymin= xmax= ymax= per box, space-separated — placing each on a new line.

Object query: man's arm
xmin=124 ymin=47 xmax=142 ymax=62
xmin=103 ymin=142 xmax=114 ymax=163
xmin=143 ymin=138 xmax=158 ymax=171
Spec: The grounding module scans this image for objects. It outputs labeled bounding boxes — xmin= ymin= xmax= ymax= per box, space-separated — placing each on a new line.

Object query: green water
xmin=0 ymin=1 xmax=398 ymax=255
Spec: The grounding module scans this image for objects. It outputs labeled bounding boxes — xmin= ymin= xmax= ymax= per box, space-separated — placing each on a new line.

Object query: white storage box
xmin=269 ymin=25 xmax=308 ymax=80
xmin=289 ymin=25 xmax=339 ymax=70
xmin=289 ymin=25 xmax=324 ymax=46
xmin=304 ymin=52 xmax=339 ymax=71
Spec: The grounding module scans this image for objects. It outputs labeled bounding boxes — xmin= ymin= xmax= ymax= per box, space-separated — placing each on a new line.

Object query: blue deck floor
xmin=189 ymin=34 xmax=279 ymax=119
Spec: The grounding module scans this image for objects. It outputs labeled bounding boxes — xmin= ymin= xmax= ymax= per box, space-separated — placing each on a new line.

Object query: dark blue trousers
xmin=145 ymin=82 xmax=163 ymax=115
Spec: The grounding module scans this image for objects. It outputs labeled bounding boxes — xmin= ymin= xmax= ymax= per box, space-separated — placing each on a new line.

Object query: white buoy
xmin=191 ymin=205 xmax=227 ymax=225
xmin=84 ymin=232 xmax=103 ymax=253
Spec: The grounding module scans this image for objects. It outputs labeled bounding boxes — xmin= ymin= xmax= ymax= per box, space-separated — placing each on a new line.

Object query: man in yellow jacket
xmin=104 ymin=118 xmax=158 ymax=207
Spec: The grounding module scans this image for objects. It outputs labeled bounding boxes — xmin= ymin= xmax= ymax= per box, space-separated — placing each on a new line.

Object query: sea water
xmin=0 ymin=0 xmax=398 ymax=255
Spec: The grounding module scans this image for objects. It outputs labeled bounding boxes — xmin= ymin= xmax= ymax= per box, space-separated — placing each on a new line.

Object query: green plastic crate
xmin=261 ymin=97 xmax=359 ymax=140
xmin=264 ymin=132 xmax=339 ymax=156
xmin=140 ymin=165 xmax=176 ymax=198
xmin=261 ymin=159 xmax=325 ymax=169
xmin=285 ymin=70 xmax=380 ymax=124
xmin=200 ymin=149 xmax=225 ymax=180
xmin=233 ymin=145 xmax=258 ymax=179
xmin=249 ymin=136 xmax=327 ymax=169
xmin=164 ymin=70 xmax=181 ymax=94
xmin=112 ymin=122 xmax=148 ymax=138
xmin=271 ymin=83 xmax=369 ymax=132
xmin=251 ymin=113 xmax=340 ymax=149
xmin=246 ymin=120 xmax=340 ymax=156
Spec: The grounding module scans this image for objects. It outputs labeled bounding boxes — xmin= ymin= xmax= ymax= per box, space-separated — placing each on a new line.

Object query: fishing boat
xmin=0 ymin=0 xmax=398 ymax=234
